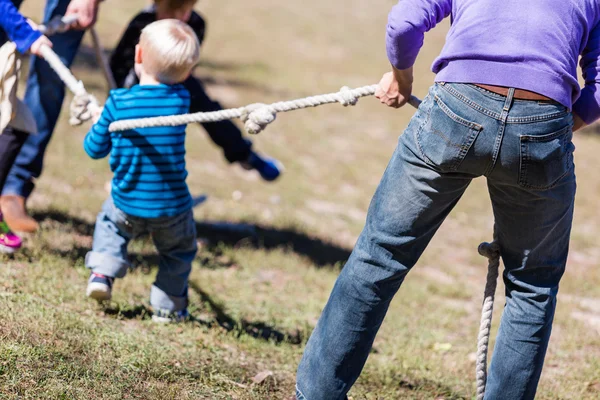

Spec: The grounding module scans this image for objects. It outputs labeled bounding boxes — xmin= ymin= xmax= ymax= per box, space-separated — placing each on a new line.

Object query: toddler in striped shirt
xmin=84 ymin=19 xmax=200 ymax=323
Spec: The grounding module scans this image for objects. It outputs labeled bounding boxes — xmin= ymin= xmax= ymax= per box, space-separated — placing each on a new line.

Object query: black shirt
xmin=110 ymin=8 xmax=206 ymax=88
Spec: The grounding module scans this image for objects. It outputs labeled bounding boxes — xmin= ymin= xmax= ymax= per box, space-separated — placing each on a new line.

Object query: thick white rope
xmin=41 ymin=14 xmax=116 ymax=91
xmin=37 ymin=18 xmax=501 ymax=397
xmin=37 ymin=15 xmax=420 ymax=134
xmin=108 ymin=87 xmax=422 ymax=134
xmin=38 ymin=15 xmax=102 ymax=125
xmin=476 ymin=238 xmax=501 ymax=399
xmin=39 ymin=44 xmax=102 ymax=125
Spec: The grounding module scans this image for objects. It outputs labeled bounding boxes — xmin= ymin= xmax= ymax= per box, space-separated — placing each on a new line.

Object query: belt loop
xmin=503 ymin=88 xmax=515 ymax=112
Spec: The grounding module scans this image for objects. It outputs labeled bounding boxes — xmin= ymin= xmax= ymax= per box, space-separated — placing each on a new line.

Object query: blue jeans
xmin=1 ymin=0 xmax=85 ymax=199
xmin=296 ymin=83 xmax=576 ymax=400
xmin=86 ymin=198 xmax=198 ymax=312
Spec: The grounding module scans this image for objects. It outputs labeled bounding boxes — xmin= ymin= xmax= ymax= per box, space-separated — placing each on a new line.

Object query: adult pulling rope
xmin=35 ymin=15 xmax=501 ymax=398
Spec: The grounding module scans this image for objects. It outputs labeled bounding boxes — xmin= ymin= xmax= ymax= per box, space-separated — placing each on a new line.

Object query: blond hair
xmin=140 ymin=19 xmax=200 ymax=84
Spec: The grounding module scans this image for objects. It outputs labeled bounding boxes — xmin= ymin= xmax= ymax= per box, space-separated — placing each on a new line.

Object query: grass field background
xmin=1 ymin=0 xmax=599 ymax=398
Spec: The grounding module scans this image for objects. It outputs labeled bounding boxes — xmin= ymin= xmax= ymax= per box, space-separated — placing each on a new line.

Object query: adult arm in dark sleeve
xmin=183 ymin=12 xmax=251 ymax=162
xmin=109 ymin=13 xmax=153 ymax=88
xmin=188 ymin=11 xmax=206 ymax=47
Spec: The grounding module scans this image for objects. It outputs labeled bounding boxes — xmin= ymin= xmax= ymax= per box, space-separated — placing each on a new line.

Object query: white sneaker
xmin=152 ymin=308 xmax=189 ymax=323
xmin=86 ymin=272 xmax=114 ymax=302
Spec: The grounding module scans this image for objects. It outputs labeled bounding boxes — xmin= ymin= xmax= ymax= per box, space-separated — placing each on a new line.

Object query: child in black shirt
xmin=110 ymin=0 xmax=282 ymax=181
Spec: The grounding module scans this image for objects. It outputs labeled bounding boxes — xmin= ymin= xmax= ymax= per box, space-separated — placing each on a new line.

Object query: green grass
xmin=2 ymin=0 xmax=599 ymax=398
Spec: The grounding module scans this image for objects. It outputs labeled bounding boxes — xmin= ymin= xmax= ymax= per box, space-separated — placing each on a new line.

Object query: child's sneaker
xmin=152 ymin=308 xmax=189 ymax=323
xmin=86 ymin=272 xmax=114 ymax=302
xmin=240 ymin=151 xmax=283 ymax=182
xmin=0 ymin=213 xmax=22 ymax=254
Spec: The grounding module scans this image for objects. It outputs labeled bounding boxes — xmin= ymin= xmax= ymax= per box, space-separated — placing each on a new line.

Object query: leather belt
xmin=474 ymin=84 xmax=553 ymax=102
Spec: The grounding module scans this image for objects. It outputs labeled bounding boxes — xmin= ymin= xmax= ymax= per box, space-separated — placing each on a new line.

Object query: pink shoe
xmin=0 ymin=213 xmax=22 ymax=254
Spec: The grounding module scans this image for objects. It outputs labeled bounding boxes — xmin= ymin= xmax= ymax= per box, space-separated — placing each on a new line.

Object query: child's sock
xmin=86 ymin=272 xmax=114 ymax=302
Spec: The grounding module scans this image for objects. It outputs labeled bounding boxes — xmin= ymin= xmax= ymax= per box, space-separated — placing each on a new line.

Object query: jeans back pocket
xmin=416 ymin=94 xmax=483 ymax=172
xmin=519 ymin=126 xmax=574 ymax=190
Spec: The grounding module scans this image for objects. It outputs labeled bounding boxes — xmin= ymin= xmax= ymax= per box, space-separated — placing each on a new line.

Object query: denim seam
xmin=414 ymin=97 xmax=438 ymax=168
xmin=520 ymin=126 xmax=570 ymax=142
xmin=468 ymin=84 xmax=512 ymax=102
xmin=416 ymin=95 xmax=482 ymax=172
xmin=519 ymin=157 xmax=573 ymax=190
xmin=439 ymin=84 xmax=503 ymax=120
xmin=441 ymin=83 xmax=569 ymax=124
xmin=518 ymin=127 xmax=574 ymax=190
xmin=436 ymin=94 xmax=482 ymax=171
xmin=434 ymin=95 xmax=484 ymax=131
xmin=485 ymin=122 xmax=508 ymax=176
xmin=295 ymin=385 xmax=307 ymax=400
xmin=454 ymin=127 xmax=480 ymax=171
xmin=484 ymin=88 xmax=514 ymax=176
xmin=506 ymin=110 xmax=570 ymax=124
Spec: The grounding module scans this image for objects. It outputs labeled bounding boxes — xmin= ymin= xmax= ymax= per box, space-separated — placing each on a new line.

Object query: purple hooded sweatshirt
xmin=386 ymin=0 xmax=600 ymax=124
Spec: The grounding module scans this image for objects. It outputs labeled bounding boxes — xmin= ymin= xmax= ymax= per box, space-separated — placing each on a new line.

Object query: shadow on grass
xmin=189 ymin=281 xmax=304 ymax=345
xmin=103 ymin=304 xmax=152 ymax=320
xmin=396 ymin=377 xmax=467 ymax=400
xmin=33 ymin=209 xmax=95 ymax=236
xmin=92 ymin=282 xmax=304 ymax=345
xmin=195 ymin=221 xmax=351 ymax=268
xmin=31 ymin=209 xmax=352 ymax=268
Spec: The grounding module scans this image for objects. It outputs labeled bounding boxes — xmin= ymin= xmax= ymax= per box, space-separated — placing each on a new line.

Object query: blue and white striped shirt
xmin=84 ymin=84 xmax=192 ymax=218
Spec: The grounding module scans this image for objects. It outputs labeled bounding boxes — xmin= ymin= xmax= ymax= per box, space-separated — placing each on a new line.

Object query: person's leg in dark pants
xmin=0 ymin=128 xmax=28 ymax=192
xmin=1 ymin=0 xmax=85 ymax=232
xmin=0 ymin=127 xmax=28 ymax=253
xmin=183 ymin=76 xmax=282 ymax=181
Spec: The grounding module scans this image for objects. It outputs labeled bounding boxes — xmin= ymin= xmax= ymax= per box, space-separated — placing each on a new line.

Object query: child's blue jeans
xmin=296 ymin=83 xmax=576 ymax=400
xmin=86 ymin=198 xmax=197 ymax=312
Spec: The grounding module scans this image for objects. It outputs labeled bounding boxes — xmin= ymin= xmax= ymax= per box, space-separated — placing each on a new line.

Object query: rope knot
xmin=335 ymin=86 xmax=359 ymax=107
xmin=69 ymin=91 xmax=100 ymax=126
xmin=242 ymin=104 xmax=277 ymax=135
xmin=478 ymin=241 xmax=500 ymax=260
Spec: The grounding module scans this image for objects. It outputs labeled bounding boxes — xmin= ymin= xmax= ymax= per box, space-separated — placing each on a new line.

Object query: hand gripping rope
xmin=37 ymin=15 xmax=500 ymax=398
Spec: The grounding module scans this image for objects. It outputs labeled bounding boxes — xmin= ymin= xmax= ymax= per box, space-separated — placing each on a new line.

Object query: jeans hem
xmin=150 ymin=284 xmax=188 ymax=312
xmin=85 ymin=251 xmax=130 ymax=278
xmin=295 ymin=386 xmax=307 ymax=400
xmin=1 ymin=180 xmax=34 ymax=199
